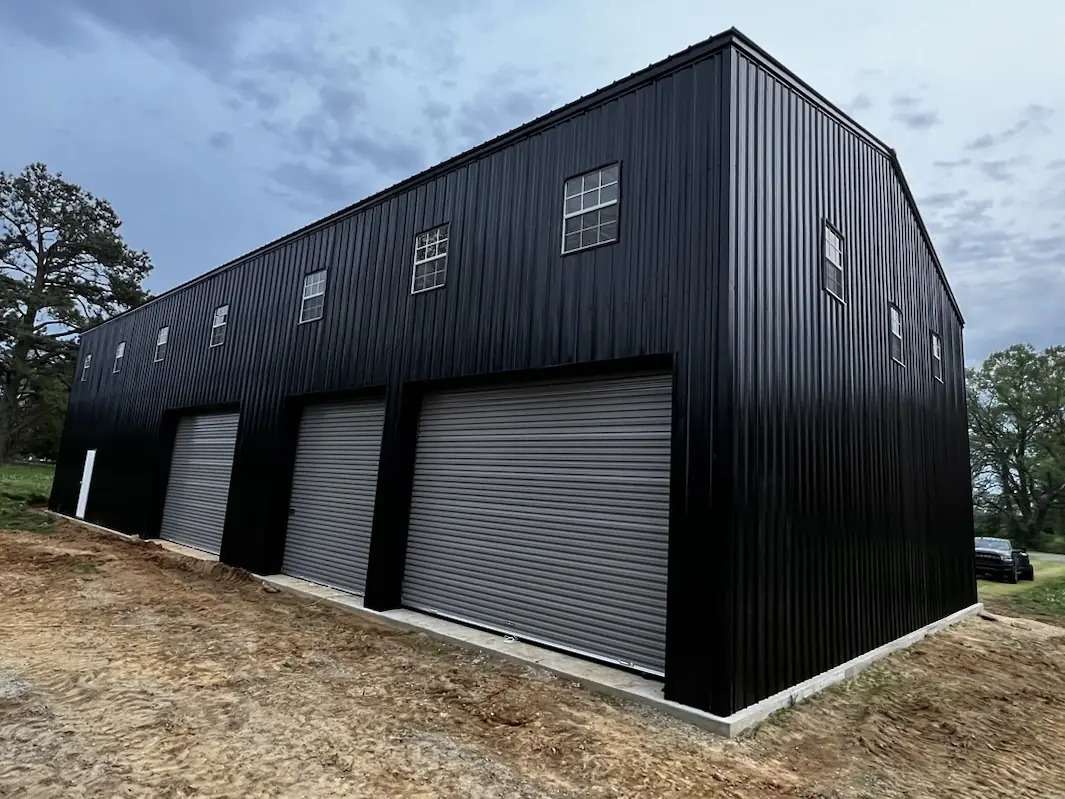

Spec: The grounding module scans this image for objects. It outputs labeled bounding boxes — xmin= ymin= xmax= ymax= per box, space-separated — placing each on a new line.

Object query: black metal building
xmin=50 ymin=29 xmax=976 ymax=716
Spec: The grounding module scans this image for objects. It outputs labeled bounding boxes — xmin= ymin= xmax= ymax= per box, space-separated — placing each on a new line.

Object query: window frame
xmin=560 ymin=162 xmax=621 ymax=255
xmin=930 ymin=330 xmax=944 ymax=383
xmin=154 ymin=326 xmax=169 ymax=363
xmin=81 ymin=352 xmax=92 ymax=382
xmin=112 ymin=341 xmax=126 ymax=374
xmin=410 ymin=223 xmax=450 ymax=295
xmin=889 ymin=304 xmax=905 ymax=367
xmin=299 ymin=269 xmax=328 ymax=324
xmin=210 ymin=304 xmax=229 ymax=348
xmin=822 ymin=221 xmax=845 ymax=303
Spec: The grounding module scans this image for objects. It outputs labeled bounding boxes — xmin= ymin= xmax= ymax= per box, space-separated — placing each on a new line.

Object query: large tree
xmin=0 ymin=162 xmax=151 ymax=460
xmin=968 ymin=344 xmax=1065 ymax=547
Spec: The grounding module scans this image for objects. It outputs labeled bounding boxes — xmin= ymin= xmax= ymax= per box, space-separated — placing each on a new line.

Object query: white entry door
xmin=75 ymin=449 xmax=96 ymax=519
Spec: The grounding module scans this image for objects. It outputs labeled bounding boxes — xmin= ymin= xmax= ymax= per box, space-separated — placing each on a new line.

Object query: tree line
xmin=1 ymin=163 xmax=1062 ymax=548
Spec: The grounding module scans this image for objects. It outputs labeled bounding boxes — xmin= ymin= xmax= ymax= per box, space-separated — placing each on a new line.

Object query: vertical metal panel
xmin=159 ymin=412 xmax=239 ymax=554
xmin=402 ymin=372 xmax=672 ymax=674
xmin=721 ymin=50 xmax=973 ymax=712
xmin=281 ymin=398 xmax=385 ymax=594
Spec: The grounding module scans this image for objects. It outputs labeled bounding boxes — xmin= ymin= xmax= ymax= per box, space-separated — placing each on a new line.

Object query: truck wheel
xmin=1006 ymin=564 xmax=1019 ymax=584
xmin=1023 ymin=567 xmax=1035 ymax=581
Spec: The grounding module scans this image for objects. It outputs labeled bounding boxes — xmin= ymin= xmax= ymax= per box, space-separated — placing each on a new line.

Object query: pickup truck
xmin=974 ymin=537 xmax=1035 ymax=583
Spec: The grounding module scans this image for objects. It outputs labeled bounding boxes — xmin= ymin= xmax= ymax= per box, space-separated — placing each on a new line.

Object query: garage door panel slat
xmin=402 ymin=371 xmax=671 ymax=675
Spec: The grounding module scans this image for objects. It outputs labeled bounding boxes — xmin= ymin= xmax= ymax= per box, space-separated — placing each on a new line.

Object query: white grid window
xmin=931 ymin=331 xmax=943 ymax=382
xmin=113 ymin=341 xmax=125 ymax=374
xmin=889 ymin=305 xmax=904 ymax=365
xmin=155 ymin=326 xmax=169 ymax=363
xmin=210 ymin=304 xmax=229 ymax=347
xmin=300 ymin=270 xmax=327 ymax=323
xmin=411 ymin=224 xmax=449 ymax=294
xmin=823 ymin=224 xmax=844 ymax=301
xmin=562 ymin=163 xmax=619 ymax=254
xmin=81 ymin=353 xmax=92 ymax=382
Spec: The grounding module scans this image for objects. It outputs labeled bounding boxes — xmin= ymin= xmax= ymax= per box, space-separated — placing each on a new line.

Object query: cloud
xmin=208 ymin=131 xmax=233 ymax=150
xmin=455 ymin=68 xmax=558 ymax=146
xmin=890 ymin=94 xmax=941 ymax=129
xmin=847 ymin=93 xmax=873 ymax=112
xmin=978 ymin=158 xmax=1024 ymax=182
xmin=920 ymin=190 xmax=968 ymax=209
xmin=933 ymin=158 xmax=972 ymax=170
xmin=966 ymin=133 xmax=996 ymax=150
xmin=325 ymin=134 xmax=424 ymax=175
xmin=0 ymin=0 xmax=285 ymax=74
xmin=964 ymin=104 xmax=1054 ymax=150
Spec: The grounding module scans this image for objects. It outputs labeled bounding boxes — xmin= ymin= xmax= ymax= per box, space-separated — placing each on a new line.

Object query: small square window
xmin=562 ymin=163 xmax=620 ymax=254
xmin=210 ymin=304 xmax=229 ymax=347
xmin=889 ymin=305 xmax=904 ymax=365
xmin=300 ymin=270 xmax=327 ymax=323
xmin=81 ymin=353 xmax=92 ymax=381
xmin=155 ymin=326 xmax=169 ymax=363
xmin=411 ymin=223 xmax=449 ymax=294
xmin=113 ymin=341 xmax=125 ymax=374
xmin=930 ymin=331 xmax=944 ymax=382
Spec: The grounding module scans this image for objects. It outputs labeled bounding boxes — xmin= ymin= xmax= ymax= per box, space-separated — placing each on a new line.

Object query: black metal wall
xmin=50 ymin=42 xmax=730 ymax=710
xmin=49 ymin=31 xmax=975 ymax=716
xmin=712 ymin=44 xmax=975 ymax=713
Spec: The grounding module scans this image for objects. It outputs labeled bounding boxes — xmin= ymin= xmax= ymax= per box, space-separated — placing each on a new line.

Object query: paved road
xmin=1032 ymin=551 xmax=1065 ymax=563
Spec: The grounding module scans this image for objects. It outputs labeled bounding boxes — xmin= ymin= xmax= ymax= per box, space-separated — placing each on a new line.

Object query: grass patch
xmin=979 ymin=554 xmax=1065 ymax=624
xmin=0 ymin=463 xmax=56 ymax=532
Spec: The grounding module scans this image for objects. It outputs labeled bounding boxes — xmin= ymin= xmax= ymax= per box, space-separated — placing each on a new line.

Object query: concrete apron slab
xmin=48 ymin=511 xmax=981 ymax=737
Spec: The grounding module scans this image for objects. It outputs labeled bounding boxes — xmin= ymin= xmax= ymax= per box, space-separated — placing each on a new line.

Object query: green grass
xmin=979 ymin=554 xmax=1065 ymax=623
xmin=0 ymin=462 xmax=56 ymax=532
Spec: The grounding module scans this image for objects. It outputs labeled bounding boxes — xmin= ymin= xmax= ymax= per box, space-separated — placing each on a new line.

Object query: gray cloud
xmin=456 ymin=68 xmax=558 ymax=146
xmin=208 ymin=131 xmax=233 ymax=150
xmin=920 ymin=189 xmax=968 ymax=209
xmin=270 ymin=162 xmax=356 ymax=210
xmin=978 ymin=158 xmax=1024 ymax=182
xmin=848 ymin=93 xmax=873 ymax=111
xmin=326 ymin=134 xmax=424 ymax=175
xmin=934 ymin=158 xmax=972 ymax=169
xmin=0 ymin=0 xmax=284 ymax=74
xmin=965 ymin=104 xmax=1054 ymax=150
xmin=890 ymin=94 xmax=941 ymax=129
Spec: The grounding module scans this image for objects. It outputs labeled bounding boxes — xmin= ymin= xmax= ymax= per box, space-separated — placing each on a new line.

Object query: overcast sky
xmin=2 ymin=1 xmax=1062 ymax=362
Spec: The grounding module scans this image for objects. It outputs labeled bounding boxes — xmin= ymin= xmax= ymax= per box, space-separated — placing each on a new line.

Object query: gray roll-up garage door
xmin=281 ymin=398 xmax=385 ymax=594
xmin=159 ymin=412 xmax=240 ymax=555
xmin=402 ymin=371 xmax=672 ymax=675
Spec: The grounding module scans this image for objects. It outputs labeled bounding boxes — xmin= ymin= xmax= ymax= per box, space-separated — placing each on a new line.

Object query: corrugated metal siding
xmin=158 ymin=412 xmax=239 ymax=554
xmin=720 ymin=50 xmax=974 ymax=712
xmin=281 ymin=398 xmax=385 ymax=594
xmin=403 ymin=372 xmax=672 ymax=674
xmin=52 ymin=50 xmax=724 ymax=559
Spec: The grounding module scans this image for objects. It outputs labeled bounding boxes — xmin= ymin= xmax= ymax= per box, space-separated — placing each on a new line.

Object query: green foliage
xmin=968 ymin=344 xmax=1065 ymax=548
xmin=0 ymin=162 xmax=152 ymax=460
xmin=0 ymin=462 xmax=55 ymax=531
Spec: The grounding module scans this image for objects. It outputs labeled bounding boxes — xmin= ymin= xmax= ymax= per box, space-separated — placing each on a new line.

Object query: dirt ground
xmin=2 ymin=524 xmax=1065 ymax=798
